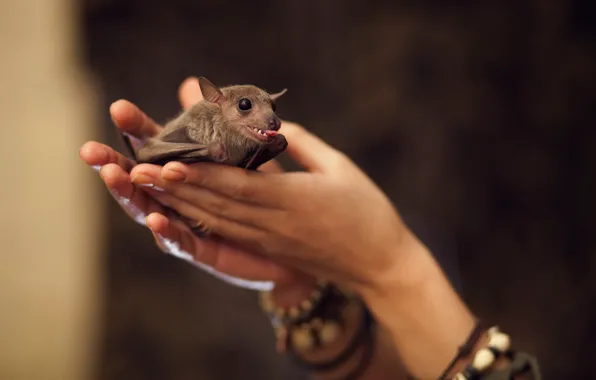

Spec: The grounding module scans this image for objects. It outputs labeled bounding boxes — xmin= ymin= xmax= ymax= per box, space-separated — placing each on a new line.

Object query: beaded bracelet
xmin=287 ymin=299 xmax=373 ymax=371
xmin=451 ymin=326 xmax=511 ymax=380
xmin=259 ymin=280 xmax=330 ymax=328
xmin=436 ymin=320 xmax=487 ymax=379
xmin=259 ymin=282 xmax=375 ymax=379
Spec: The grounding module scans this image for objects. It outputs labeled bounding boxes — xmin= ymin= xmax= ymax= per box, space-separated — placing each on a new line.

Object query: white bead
xmin=452 ymin=373 xmax=467 ymax=380
xmin=473 ymin=348 xmax=496 ymax=371
xmin=489 ymin=332 xmax=511 ymax=352
xmin=488 ymin=326 xmax=500 ymax=336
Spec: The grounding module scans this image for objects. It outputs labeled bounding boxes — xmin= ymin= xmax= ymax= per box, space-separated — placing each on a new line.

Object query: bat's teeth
xmin=249 ymin=126 xmax=268 ymax=137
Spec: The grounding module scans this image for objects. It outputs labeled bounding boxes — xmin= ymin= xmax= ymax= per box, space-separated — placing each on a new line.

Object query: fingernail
xmin=131 ymin=173 xmax=155 ymax=185
xmin=163 ymin=167 xmax=186 ymax=182
xmin=137 ymin=183 xmax=164 ymax=191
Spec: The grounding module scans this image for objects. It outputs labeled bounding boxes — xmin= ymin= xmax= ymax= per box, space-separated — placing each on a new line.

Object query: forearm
xmin=361 ymin=231 xmax=477 ymax=379
xmin=270 ymin=281 xmax=407 ymax=379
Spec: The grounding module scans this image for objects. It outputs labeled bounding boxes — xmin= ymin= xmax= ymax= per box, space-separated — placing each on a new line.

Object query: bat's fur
xmin=122 ymin=77 xmax=288 ymax=170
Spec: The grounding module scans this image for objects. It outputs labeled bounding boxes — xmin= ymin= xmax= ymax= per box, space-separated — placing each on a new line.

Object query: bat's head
xmin=198 ymin=77 xmax=287 ymax=147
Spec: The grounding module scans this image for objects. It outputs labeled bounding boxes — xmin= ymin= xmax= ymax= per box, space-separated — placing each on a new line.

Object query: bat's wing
xmin=117 ymin=130 xmax=142 ymax=162
xmin=136 ymin=138 xmax=227 ymax=166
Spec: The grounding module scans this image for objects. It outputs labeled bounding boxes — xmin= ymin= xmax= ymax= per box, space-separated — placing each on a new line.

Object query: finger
xmin=110 ymin=99 xmax=163 ymax=138
xmin=146 ymin=212 xmax=195 ymax=256
xmin=258 ymin=160 xmax=284 ymax=173
xmin=79 ymin=141 xmax=135 ymax=172
xmin=152 ymin=161 xmax=289 ymax=208
xmin=99 ymin=163 xmax=164 ymax=225
xmin=178 ymin=77 xmax=204 ymax=110
xmin=142 ymin=188 xmax=269 ymax=249
xmin=130 ymin=164 xmax=275 ymax=227
xmin=146 ymin=212 xmax=293 ymax=285
xmin=146 ymin=179 xmax=274 ymax=230
xmin=280 ymin=120 xmax=346 ymax=173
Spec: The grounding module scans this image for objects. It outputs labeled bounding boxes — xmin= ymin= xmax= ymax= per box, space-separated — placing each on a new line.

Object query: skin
xmin=80 ymin=77 xmax=523 ymax=379
xmin=80 ymin=79 xmax=300 ymax=286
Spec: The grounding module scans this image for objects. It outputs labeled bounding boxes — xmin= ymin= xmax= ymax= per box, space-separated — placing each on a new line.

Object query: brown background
xmin=81 ymin=1 xmax=595 ymax=379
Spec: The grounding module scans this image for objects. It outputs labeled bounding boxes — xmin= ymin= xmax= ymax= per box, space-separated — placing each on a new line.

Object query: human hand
xmin=128 ymin=120 xmax=415 ymax=297
xmin=79 ymin=77 xmax=308 ymax=291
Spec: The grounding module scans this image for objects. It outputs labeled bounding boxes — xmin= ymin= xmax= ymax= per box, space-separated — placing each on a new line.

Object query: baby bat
xmin=119 ymin=76 xmax=289 ymax=171
xmin=116 ymin=77 xmax=288 ymax=238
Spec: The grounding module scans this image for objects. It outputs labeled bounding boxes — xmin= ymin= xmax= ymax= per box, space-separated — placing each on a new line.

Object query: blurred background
xmin=1 ymin=0 xmax=594 ymax=379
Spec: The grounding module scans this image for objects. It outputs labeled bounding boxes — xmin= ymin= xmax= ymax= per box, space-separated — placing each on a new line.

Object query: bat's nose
xmin=269 ymin=117 xmax=281 ymax=131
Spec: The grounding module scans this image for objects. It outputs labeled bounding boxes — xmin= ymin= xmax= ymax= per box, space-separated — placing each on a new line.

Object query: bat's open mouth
xmin=245 ymin=125 xmax=278 ymax=142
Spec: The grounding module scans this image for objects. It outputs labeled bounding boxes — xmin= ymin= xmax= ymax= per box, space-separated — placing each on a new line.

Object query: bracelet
xmin=437 ymin=320 xmax=487 ymax=379
xmin=452 ymin=326 xmax=511 ymax=380
xmin=288 ymin=300 xmax=373 ymax=371
xmin=259 ymin=282 xmax=375 ymax=379
xmin=306 ymin=308 xmax=375 ymax=380
xmin=259 ymin=280 xmax=331 ymax=328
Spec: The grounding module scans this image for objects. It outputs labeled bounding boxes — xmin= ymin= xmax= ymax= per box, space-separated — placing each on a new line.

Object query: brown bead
xmin=320 ymin=322 xmax=341 ymax=344
xmin=310 ymin=289 xmax=322 ymax=302
xmin=289 ymin=306 xmax=300 ymax=319
xmin=300 ymin=299 xmax=313 ymax=311
xmin=275 ymin=307 xmax=286 ymax=319
xmin=311 ymin=318 xmax=324 ymax=328
xmin=292 ymin=325 xmax=314 ymax=351
xmin=259 ymin=296 xmax=274 ymax=312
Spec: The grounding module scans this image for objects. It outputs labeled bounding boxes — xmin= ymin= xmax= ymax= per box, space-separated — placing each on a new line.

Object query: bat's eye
xmin=238 ymin=98 xmax=252 ymax=111
xmin=271 ymin=102 xmax=277 ymax=112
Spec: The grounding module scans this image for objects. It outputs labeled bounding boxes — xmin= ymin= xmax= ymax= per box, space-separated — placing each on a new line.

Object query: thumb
xmin=178 ymin=77 xmax=204 ymax=110
xmin=280 ymin=121 xmax=344 ymax=173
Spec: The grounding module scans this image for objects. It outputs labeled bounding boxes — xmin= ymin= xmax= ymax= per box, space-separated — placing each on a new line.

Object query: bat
xmin=115 ymin=77 xmax=289 ymax=238
xmin=119 ymin=76 xmax=289 ymax=171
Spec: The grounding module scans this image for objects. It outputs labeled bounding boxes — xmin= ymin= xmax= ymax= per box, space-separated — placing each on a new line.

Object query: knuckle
xmin=204 ymin=215 xmax=221 ymax=235
xmin=188 ymin=167 xmax=206 ymax=186
xmin=204 ymin=192 xmax=227 ymax=215
xmin=250 ymin=235 xmax=274 ymax=255
xmin=229 ymin=177 xmax=253 ymax=200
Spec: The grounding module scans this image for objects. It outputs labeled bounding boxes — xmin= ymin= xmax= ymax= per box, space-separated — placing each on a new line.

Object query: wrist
xmin=360 ymin=229 xmax=436 ymax=311
xmin=359 ymin=230 xmax=477 ymax=379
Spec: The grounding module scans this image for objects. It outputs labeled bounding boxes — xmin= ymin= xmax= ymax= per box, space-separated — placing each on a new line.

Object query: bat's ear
xmin=198 ymin=77 xmax=225 ymax=104
xmin=270 ymin=88 xmax=288 ymax=101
